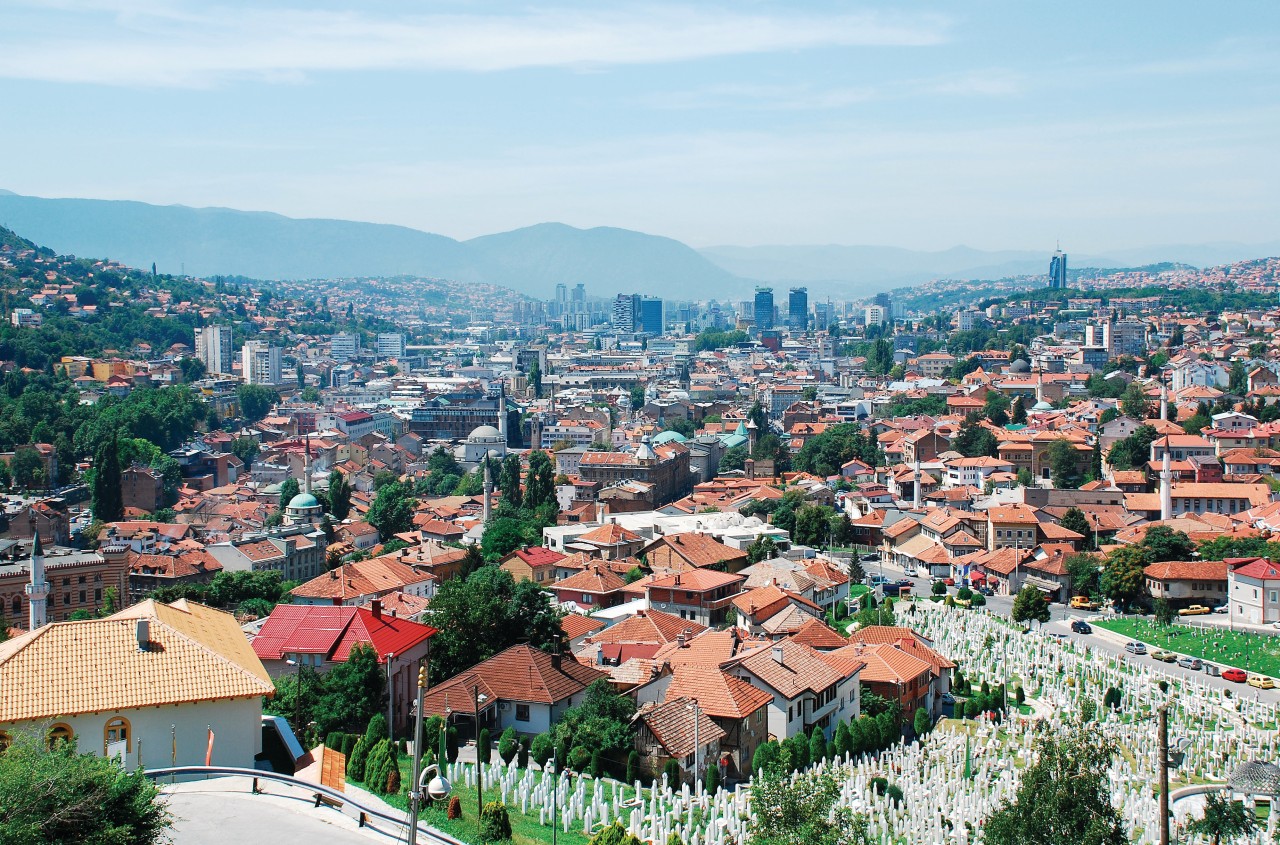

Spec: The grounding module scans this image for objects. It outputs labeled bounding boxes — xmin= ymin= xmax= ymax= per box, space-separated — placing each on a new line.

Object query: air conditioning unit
xmin=499 ymin=702 xmax=510 ymax=711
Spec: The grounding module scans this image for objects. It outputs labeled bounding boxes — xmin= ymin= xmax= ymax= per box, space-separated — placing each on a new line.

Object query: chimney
xmin=371 ymin=599 xmax=382 ymax=620
xmin=136 ymin=618 xmax=150 ymax=651
xmin=676 ymin=632 xmax=686 ymax=649
xmin=745 ymin=458 xmax=755 ymax=480
xmin=771 ymin=645 xmax=784 ymax=665
xmin=596 ymin=644 xmax=605 ymax=665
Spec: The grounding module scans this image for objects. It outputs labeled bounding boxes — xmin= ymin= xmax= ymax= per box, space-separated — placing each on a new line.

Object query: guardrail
xmin=145 ymin=765 xmax=466 ymax=845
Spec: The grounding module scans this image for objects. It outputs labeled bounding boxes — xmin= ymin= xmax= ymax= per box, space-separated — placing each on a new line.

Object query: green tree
xmin=748 ymin=770 xmax=872 ymax=845
xmin=1107 ymin=424 xmax=1160 ymax=471
xmin=1048 ymin=438 xmax=1084 ymax=489
xmin=745 ymin=535 xmax=779 ymax=565
xmin=91 ymin=434 xmax=123 ymax=522
xmin=1153 ymin=597 xmax=1174 ymax=627
xmin=278 ymin=477 xmax=300 ymax=512
xmin=230 ymin=436 xmax=260 ymax=469
xmin=1015 ymin=467 xmax=1034 ymax=488
xmin=11 ymin=445 xmax=45 ymax=489
xmin=328 ymin=470 xmax=352 ymax=520
xmin=983 ymin=728 xmax=1129 ymax=845
xmin=912 ymin=707 xmax=932 ymax=739
xmin=0 ymin=729 xmax=172 ymax=844
xmin=482 ymin=517 xmax=528 ymax=560
xmin=705 ymin=761 xmax=720 ymax=793
xmin=953 ymin=417 xmax=999 ymax=458
xmin=480 ymin=800 xmax=512 ymax=842
xmin=1011 ymin=585 xmax=1050 ymax=624
xmin=1119 ymin=382 xmax=1152 ymax=421
xmin=237 ymin=383 xmax=279 ymax=423
xmin=1100 ymin=546 xmax=1149 ymax=611
xmin=427 ymin=566 xmax=563 ymax=682
xmin=718 ymin=444 xmax=748 ymax=473
xmin=793 ymin=504 xmax=833 ymax=547
xmin=1186 ymin=791 xmax=1254 ymax=845
xmin=1066 ymin=553 xmax=1102 ymax=597
xmin=367 ymin=480 xmax=414 ymax=538
xmin=1060 ymin=507 xmax=1091 ymax=545
xmin=1010 ymin=395 xmax=1028 ymax=425
xmin=1140 ymin=525 xmax=1195 ymax=562
xmin=499 ymin=454 xmax=523 ymax=509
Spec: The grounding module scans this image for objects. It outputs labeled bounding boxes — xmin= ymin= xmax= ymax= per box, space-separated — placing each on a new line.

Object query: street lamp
xmin=285 ymin=657 xmax=307 ymax=736
xmin=686 ymin=698 xmax=701 ymax=788
xmin=474 ymin=684 xmax=488 ymax=823
xmin=386 ymin=652 xmax=395 ymax=744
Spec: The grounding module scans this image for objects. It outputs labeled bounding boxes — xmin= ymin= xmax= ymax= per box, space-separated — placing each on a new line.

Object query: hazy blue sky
xmin=2 ymin=1 xmax=1277 ymax=250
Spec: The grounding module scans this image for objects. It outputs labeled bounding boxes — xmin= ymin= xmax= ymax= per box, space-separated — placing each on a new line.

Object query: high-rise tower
xmin=1049 ymin=247 xmax=1068 ymax=289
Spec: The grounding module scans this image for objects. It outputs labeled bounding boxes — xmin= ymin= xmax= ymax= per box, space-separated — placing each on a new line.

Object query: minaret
xmin=1160 ymin=384 xmax=1168 ymax=422
xmin=482 ymin=456 xmax=493 ymax=525
xmin=1160 ymin=448 xmax=1172 ymax=522
xmin=912 ymin=459 xmax=921 ymax=509
xmin=304 ymin=433 xmax=313 ymax=496
xmin=497 ymin=383 xmax=507 ymax=445
xmin=25 ymin=529 xmax=49 ymax=630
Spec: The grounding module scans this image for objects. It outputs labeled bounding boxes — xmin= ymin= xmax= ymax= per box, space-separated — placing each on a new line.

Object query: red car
xmin=1222 ymin=668 xmax=1248 ymax=683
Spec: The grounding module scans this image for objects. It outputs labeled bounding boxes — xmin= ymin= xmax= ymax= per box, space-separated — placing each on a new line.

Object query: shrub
xmin=589 ymin=821 xmax=643 ymax=845
xmin=477 ymin=728 xmax=492 ymax=764
xmin=964 ymin=699 xmax=981 ymax=720
xmin=752 ymin=741 xmax=780 ymax=774
xmin=498 ymin=727 xmax=518 ymax=764
xmin=970 ymin=592 xmax=986 ymax=607
xmin=944 ymin=595 xmax=956 ymax=607
xmin=809 ymin=727 xmax=826 ymax=763
xmin=663 ymin=758 xmax=682 ymax=786
xmin=480 ymin=801 xmax=513 ymax=842
xmin=589 ymin=749 xmax=604 ymax=778
xmin=1015 ymin=685 xmax=1026 ymax=705
xmin=834 ymin=721 xmax=853 ymax=758
xmin=384 ymin=757 xmax=402 ymax=795
xmin=626 ymin=750 xmax=641 ymax=784
xmin=446 ymin=727 xmax=459 ymax=763
xmin=931 ymin=581 xmax=946 ymax=596
xmin=666 ymin=834 xmax=684 ymax=845
xmin=530 ymin=733 xmax=554 ymax=768
xmin=447 ymin=796 xmax=462 ymax=820
xmin=364 ymin=713 xmax=388 ymax=747
xmin=871 ymin=776 xmax=888 ymax=795
xmin=705 ymin=761 xmax=720 ymax=793
xmin=347 ymin=737 xmax=369 ymax=782
xmin=885 ymin=784 xmax=904 ymax=806
xmin=517 ymin=739 xmax=529 ymax=769
xmin=957 ymin=587 xmax=973 ymax=601
xmin=1103 ymin=686 xmax=1122 ymax=710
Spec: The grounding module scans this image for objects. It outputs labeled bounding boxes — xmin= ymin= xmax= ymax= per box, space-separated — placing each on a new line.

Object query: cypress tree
xmin=92 ymin=434 xmax=123 ymax=522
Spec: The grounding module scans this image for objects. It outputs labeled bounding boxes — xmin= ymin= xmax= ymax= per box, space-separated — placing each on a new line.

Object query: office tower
xmin=194 ymin=325 xmax=233 ymax=374
xmin=331 ymin=332 xmax=360 ymax=361
xmin=788 ymin=287 xmax=809 ymax=331
xmin=754 ymin=287 xmax=775 ymax=331
xmin=572 ymin=284 xmax=586 ymax=306
xmin=612 ymin=294 xmax=640 ymax=332
xmin=1049 ymin=248 xmax=1068 ymax=288
xmin=639 ymin=297 xmax=663 ymax=335
xmin=241 ymin=341 xmax=282 ymax=385
xmin=814 ymin=301 xmax=834 ymax=330
xmin=556 ymin=284 xmax=567 ymax=304
xmin=864 ymin=305 xmax=888 ymax=327
xmin=376 ymin=333 xmax=405 ymax=358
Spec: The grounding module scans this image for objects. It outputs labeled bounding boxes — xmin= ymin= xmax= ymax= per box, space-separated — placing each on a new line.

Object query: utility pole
xmin=1158 ymin=704 xmax=1170 ymax=845
xmin=551 ymin=746 xmax=558 ymax=845
xmin=387 ymin=652 xmax=396 ymax=744
xmin=474 ymin=683 xmax=485 ymax=824
xmin=408 ymin=665 xmax=426 ymax=845
xmin=691 ymin=698 xmax=701 ymax=787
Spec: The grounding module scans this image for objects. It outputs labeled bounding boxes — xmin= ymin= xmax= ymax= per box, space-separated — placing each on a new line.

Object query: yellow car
xmin=1178 ymin=605 xmax=1212 ymax=616
xmin=1070 ymin=596 xmax=1099 ymax=610
xmin=1247 ymin=675 xmax=1275 ymax=690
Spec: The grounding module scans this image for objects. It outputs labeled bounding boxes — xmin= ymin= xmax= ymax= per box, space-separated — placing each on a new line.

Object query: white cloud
xmin=0 ymin=2 xmax=950 ymax=87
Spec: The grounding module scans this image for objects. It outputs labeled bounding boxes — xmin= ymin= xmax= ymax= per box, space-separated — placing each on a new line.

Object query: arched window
xmin=47 ymin=723 xmax=74 ymax=749
xmin=104 ymin=716 xmax=131 ymax=754
xmin=10 ymin=596 xmax=19 ymax=618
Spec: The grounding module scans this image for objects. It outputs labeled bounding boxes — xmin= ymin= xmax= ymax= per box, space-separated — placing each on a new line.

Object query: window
xmin=11 ymin=596 xmax=20 ymax=617
xmin=1270 ymin=591 xmax=1278 ymax=604
xmin=581 ymin=594 xmax=594 ymax=604
xmin=48 ymin=723 xmax=74 ymax=749
xmin=79 ymin=590 xmax=86 ymax=604
xmin=104 ymin=716 xmax=131 ymax=753
xmin=516 ymin=704 xmax=531 ymax=722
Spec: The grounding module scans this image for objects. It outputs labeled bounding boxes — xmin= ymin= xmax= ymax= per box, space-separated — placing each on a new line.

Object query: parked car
xmin=1151 ymin=649 xmax=1177 ymax=663
xmin=860 ymin=553 xmax=880 ymax=563
xmin=1248 ymin=674 xmax=1276 ymax=690
xmin=902 ymin=565 xmax=918 ymax=577
xmin=1070 ymin=595 xmax=1100 ymax=610
xmin=1222 ymin=668 xmax=1248 ymax=683
xmin=883 ymin=580 xmax=914 ymax=596
xmin=940 ymin=692 xmax=955 ymax=705
xmin=1177 ymin=656 xmax=1203 ymax=670
xmin=977 ymin=586 xmax=995 ymax=597
xmin=1070 ymin=620 xmax=1093 ymax=634
xmin=869 ymin=574 xmax=889 ymax=586
xmin=1178 ymin=605 xmax=1212 ymax=616
xmin=1124 ymin=642 xmax=1147 ymax=655
xmin=1212 ymin=605 xmax=1228 ymax=614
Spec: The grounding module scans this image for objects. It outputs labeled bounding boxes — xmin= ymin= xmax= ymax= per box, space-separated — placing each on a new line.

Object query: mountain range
xmin=1 ymin=190 xmax=1276 ymax=300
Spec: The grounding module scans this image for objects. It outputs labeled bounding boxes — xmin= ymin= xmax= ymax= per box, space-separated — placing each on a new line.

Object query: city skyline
xmin=0 ymin=1 xmax=1277 ymax=253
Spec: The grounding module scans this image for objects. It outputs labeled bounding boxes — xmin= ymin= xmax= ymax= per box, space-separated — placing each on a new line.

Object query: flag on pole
xmin=205 ymin=727 xmax=214 ymax=766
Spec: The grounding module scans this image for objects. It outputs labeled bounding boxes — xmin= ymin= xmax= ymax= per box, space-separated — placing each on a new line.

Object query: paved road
xmin=165 ymin=778 xmax=397 ymax=844
xmin=846 ymin=552 xmax=1280 ymax=703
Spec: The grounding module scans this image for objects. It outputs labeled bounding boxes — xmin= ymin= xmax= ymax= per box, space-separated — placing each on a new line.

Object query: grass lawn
xmin=350 ymin=762 xmax=597 ymax=845
xmin=1094 ymin=617 xmax=1280 ymax=677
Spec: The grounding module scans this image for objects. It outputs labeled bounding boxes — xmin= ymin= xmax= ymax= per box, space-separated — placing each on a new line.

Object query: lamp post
xmin=687 ymin=698 xmax=701 ymax=787
xmin=474 ymin=684 xmax=488 ymax=823
xmin=408 ymin=665 xmax=427 ymax=845
xmin=1158 ymin=704 xmax=1170 ymax=845
xmin=386 ymin=652 xmax=395 ymax=744
xmin=285 ymin=657 xmax=306 ymax=736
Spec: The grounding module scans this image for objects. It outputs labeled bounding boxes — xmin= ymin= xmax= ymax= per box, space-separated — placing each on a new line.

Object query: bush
xmin=477 ymin=728 xmax=492 ymax=764
xmin=364 ymin=713 xmax=388 ymax=746
xmin=347 ymin=737 xmax=369 ymax=782
xmin=964 ymin=699 xmax=981 ymax=720
xmin=384 ymin=757 xmax=402 ymax=794
xmin=663 ymin=758 xmax=682 ymax=786
xmin=970 ymin=592 xmax=986 ymax=607
xmin=498 ymin=727 xmax=518 ymax=764
xmin=1103 ymin=687 xmax=1122 ymax=710
xmin=480 ymin=801 xmax=513 ymax=842
xmin=569 ymin=745 xmax=591 ymax=772
xmin=446 ymin=727 xmax=459 ymax=763
xmin=885 ymin=784 xmax=904 ymax=806
xmin=834 ymin=721 xmax=853 ymax=757
xmin=447 ymin=795 xmax=462 ymax=820
xmin=589 ymin=821 xmax=643 ymax=845
xmin=530 ymin=733 xmax=554 ymax=768
xmin=957 ymin=587 xmax=973 ymax=601
xmin=626 ymin=750 xmax=641 ymax=784
xmin=752 ymin=741 xmax=780 ymax=774
xmin=517 ymin=740 xmax=529 ymax=769
xmin=341 ymin=733 xmax=357 ymax=757
xmin=809 ymin=727 xmax=826 ymax=763
xmin=931 ymin=581 xmax=946 ymax=596
xmin=871 ymin=776 xmax=888 ymax=795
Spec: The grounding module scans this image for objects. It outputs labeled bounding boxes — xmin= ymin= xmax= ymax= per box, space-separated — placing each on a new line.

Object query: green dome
xmin=288 ymin=492 xmax=320 ymax=510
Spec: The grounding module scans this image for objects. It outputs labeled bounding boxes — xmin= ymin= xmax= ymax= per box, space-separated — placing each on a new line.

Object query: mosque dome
xmin=469 ymin=425 xmax=502 ymax=441
xmin=288 ymin=492 xmax=320 ymax=510
xmin=1009 ymin=359 xmax=1031 ymax=374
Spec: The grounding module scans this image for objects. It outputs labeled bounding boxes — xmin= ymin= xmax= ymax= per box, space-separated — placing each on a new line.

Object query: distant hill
xmin=0 ymin=192 xmax=748 ymax=299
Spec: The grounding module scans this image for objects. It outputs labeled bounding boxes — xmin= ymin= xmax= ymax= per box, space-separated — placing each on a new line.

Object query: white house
xmin=0 ymin=599 xmax=274 ymax=770
xmin=1171 ymin=360 xmax=1229 ymax=392
xmin=723 ymin=639 xmax=861 ymax=741
xmin=943 ymin=456 xmax=1015 ymax=490
xmin=1228 ymin=558 xmax=1280 ymax=625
